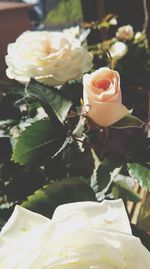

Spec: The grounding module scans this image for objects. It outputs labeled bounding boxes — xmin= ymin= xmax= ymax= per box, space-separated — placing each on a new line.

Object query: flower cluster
xmin=89 ymin=22 xmax=150 ymax=88
xmin=5 ymin=29 xmax=129 ymax=127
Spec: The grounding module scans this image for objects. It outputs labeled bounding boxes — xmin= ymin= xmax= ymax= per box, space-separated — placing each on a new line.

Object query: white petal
xmin=1 ymin=205 xmax=51 ymax=237
xmin=52 ymin=199 xmax=132 ymax=234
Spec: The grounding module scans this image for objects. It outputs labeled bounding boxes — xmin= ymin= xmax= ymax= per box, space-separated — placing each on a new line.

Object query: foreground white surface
xmin=0 ymin=199 xmax=150 ymax=269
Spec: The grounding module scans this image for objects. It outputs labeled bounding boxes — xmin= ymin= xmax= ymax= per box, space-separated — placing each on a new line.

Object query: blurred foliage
xmin=45 ymin=0 xmax=82 ymax=27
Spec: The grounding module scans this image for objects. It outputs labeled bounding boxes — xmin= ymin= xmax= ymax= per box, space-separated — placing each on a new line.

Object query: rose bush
xmin=5 ymin=31 xmax=93 ymax=86
xmin=116 ymin=25 xmax=134 ymax=41
xmin=83 ymin=67 xmax=128 ymax=126
xmin=0 ymin=199 xmax=149 ymax=269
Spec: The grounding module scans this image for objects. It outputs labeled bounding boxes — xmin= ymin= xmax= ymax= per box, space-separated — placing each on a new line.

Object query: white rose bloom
xmin=116 ymin=25 xmax=134 ymax=41
xmin=109 ymin=41 xmax=128 ymax=62
xmin=0 ymin=199 xmax=150 ymax=269
xmin=5 ymin=31 xmax=93 ymax=86
xmin=63 ymin=26 xmax=80 ymax=40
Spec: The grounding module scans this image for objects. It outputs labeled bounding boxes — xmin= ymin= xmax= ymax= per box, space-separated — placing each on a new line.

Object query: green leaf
xmin=113 ymin=181 xmax=141 ymax=203
xmin=60 ymin=81 xmax=83 ymax=106
xmin=62 ymin=142 xmax=94 ymax=178
xmin=12 ymin=119 xmax=67 ymax=165
xmin=26 ymin=79 xmax=72 ymax=124
xmin=0 ymin=217 xmax=6 ymax=231
xmin=3 ymin=166 xmax=46 ymax=202
xmin=111 ymin=114 xmax=144 ymax=129
xmin=0 ymin=207 xmax=13 ymax=231
xmin=22 ymin=178 xmax=96 ymax=218
xmin=52 ymin=136 xmax=73 ymax=158
xmin=45 ymin=155 xmax=67 ymax=180
xmin=127 ymin=162 xmax=150 ymax=190
xmin=96 ymin=153 xmax=123 ymax=193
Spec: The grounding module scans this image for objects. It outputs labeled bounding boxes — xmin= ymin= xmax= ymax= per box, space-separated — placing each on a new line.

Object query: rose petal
xmin=0 ymin=200 xmax=150 ymax=269
xmin=53 ymin=199 xmax=132 ymax=234
xmin=83 ymin=67 xmax=128 ymax=126
xmin=85 ymin=101 xmax=128 ymax=127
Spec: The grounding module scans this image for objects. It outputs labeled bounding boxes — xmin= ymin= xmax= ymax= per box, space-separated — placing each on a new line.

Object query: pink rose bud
xmin=83 ymin=67 xmax=128 ymax=127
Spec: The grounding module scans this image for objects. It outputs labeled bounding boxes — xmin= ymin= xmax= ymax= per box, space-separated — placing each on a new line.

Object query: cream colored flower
xmin=134 ymin=32 xmax=143 ymax=41
xmin=109 ymin=41 xmax=128 ymax=64
xmin=5 ymin=31 xmax=93 ymax=86
xmin=116 ymin=25 xmax=134 ymax=41
xmin=83 ymin=67 xmax=128 ymax=127
xmin=0 ymin=199 xmax=150 ymax=269
xmin=63 ymin=26 xmax=80 ymax=40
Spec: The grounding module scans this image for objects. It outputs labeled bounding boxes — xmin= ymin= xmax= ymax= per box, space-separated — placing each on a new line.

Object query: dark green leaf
xmin=12 ymin=119 xmax=67 ymax=165
xmin=4 ymin=167 xmax=46 ymax=202
xmin=22 ymin=178 xmax=96 ymax=218
xmin=62 ymin=142 xmax=94 ymax=178
xmin=113 ymin=181 xmax=141 ymax=203
xmin=27 ymin=101 xmax=41 ymax=117
xmin=26 ymin=79 xmax=72 ymax=124
xmin=52 ymin=136 xmax=73 ymax=158
xmin=45 ymin=155 xmax=67 ymax=180
xmin=0 ymin=217 xmax=6 ymax=231
xmin=0 ymin=206 xmax=14 ymax=231
xmin=127 ymin=162 xmax=150 ymax=190
xmin=60 ymin=81 xmax=83 ymax=106
xmin=111 ymin=114 xmax=144 ymax=129
xmin=96 ymin=153 xmax=123 ymax=192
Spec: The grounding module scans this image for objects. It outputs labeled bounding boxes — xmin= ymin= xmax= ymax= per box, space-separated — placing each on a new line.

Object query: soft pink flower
xmin=83 ymin=67 xmax=128 ymax=127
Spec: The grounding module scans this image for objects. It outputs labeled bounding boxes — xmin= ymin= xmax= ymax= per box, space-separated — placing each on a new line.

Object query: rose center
xmin=93 ymin=79 xmax=110 ymax=91
xmin=44 ymin=42 xmax=52 ymax=54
